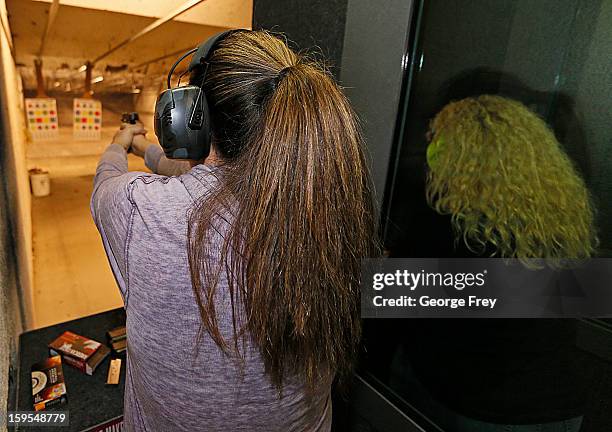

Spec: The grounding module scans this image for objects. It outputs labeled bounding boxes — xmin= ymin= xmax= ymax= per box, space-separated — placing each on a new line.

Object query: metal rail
xmin=132 ymin=46 xmax=195 ymax=70
xmin=91 ymin=0 xmax=207 ymax=64
xmin=37 ymin=0 xmax=60 ymax=58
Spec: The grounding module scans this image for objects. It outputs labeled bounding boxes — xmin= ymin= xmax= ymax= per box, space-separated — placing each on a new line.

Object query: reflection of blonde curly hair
xmin=426 ymin=95 xmax=597 ymax=261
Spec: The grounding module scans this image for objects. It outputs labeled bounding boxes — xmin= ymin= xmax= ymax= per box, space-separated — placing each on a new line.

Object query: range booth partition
xmin=10 ymin=0 xmax=612 ymax=431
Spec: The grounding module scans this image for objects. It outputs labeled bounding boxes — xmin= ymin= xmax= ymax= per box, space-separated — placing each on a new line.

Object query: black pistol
xmin=121 ymin=112 xmax=140 ymax=153
xmin=121 ymin=112 xmax=140 ymax=124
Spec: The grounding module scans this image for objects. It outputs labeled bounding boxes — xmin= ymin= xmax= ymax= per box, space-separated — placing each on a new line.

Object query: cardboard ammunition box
xmin=111 ymin=339 xmax=127 ymax=355
xmin=49 ymin=331 xmax=110 ymax=375
xmin=32 ymin=355 xmax=68 ymax=411
xmin=106 ymin=325 xmax=126 ymax=343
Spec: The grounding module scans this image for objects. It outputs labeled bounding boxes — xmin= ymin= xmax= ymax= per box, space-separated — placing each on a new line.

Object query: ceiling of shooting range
xmin=6 ymin=0 xmax=252 ymax=93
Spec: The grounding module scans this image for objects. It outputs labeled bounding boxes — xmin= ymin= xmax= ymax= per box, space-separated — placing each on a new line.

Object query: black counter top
xmin=13 ymin=308 xmax=126 ymax=431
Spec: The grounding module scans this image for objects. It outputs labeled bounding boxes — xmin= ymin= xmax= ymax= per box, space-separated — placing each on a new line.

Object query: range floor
xmin=29 ymin=129 xmax=149 ymax=328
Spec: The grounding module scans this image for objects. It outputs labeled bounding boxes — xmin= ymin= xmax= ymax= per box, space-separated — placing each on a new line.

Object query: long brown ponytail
xmin=187 ymin=31 xmax=378 ymax=389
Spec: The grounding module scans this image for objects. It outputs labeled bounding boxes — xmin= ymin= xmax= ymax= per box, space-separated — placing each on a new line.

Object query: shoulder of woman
xmin=127 ymin=173 xmax=193 ymax=209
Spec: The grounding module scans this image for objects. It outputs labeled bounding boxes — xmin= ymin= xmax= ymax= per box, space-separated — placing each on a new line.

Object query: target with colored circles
xmin=73 ymin=98 xmax=102 ymax=140
xmin=25 ymin=98 xmax=59 ymax=141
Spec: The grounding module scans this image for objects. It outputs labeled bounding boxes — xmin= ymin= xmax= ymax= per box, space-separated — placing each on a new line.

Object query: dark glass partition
xmin=360 ymin=1 xmax=612 ymax=431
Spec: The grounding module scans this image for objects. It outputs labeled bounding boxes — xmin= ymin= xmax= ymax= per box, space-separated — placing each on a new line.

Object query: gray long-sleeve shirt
xmin=91 ymin=144 xmax=332 ymax=431
xmin=143 ymin=144 xmax=192 ymax=177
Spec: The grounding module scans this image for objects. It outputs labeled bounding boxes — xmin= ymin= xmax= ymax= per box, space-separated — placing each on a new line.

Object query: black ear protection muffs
xmin=154 ymin=30 xmax=236 ymax=160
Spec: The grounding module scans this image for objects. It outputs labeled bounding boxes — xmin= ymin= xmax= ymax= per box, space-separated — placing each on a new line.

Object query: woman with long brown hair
xmin=91 ymin=30 xmax=377 ymax=431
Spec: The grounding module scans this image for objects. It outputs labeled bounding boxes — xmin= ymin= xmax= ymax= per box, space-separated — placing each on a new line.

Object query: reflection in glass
xmin=365 ymin=1 xmax=612 ymax=431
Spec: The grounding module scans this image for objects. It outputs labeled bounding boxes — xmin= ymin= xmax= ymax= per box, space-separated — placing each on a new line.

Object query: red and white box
xmin=49 ymin=331 xmax=110 ymax=375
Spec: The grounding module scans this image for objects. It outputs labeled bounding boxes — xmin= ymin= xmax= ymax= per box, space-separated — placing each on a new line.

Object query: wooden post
xmin=83 ymin=61 xmax=93 ymax=98
xmin=34 ymin=58 xmax=46 ymax=97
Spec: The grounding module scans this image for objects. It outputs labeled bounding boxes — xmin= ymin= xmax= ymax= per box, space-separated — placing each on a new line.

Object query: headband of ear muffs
xmin=153 ymin=30 xmax=241 ymax=160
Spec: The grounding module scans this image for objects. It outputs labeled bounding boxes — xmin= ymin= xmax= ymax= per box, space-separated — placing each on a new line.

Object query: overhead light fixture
xmin=78 ymin=64 xmax=87 ymax=73
xmin=92 ymin=76 xmax=104 ymax=84
xmin=131 ymin=88 xmax=141 ymax=94
xmin=54 ymin=81 xmax=61 ymax=87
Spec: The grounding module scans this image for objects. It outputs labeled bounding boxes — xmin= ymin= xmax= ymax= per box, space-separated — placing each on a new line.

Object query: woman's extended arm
xmin=90 ymin=125 xmax=146 ymax=303
xmin=132 ymin=135 xmax=192 ymax=177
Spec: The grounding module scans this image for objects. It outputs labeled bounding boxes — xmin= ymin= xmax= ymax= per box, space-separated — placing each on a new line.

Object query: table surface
xmin=11 ymin=310 xmax=612 ymax=432
xmin=14 ymin=308 xmax=126 ymax=432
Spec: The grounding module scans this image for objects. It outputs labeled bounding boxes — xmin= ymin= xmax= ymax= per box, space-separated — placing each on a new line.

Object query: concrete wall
xmin=252 ymin=0 xmax=349 ymax=77
xmin=0 ymin=125 xmax=23 ymax=427
xmin=340 ymin=0 xmax=415 ymax=207
xmin=0 ymin=0 xmax=28 ymax=420
xmin=0 ymin=1 xmax=33 ymax=328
